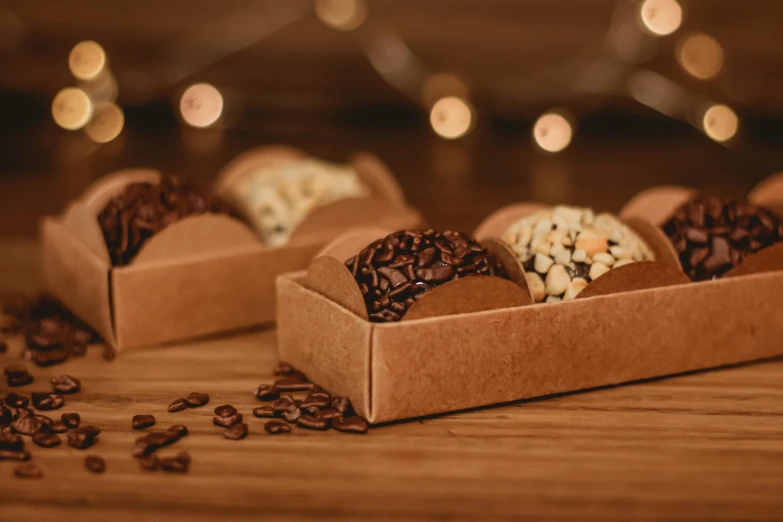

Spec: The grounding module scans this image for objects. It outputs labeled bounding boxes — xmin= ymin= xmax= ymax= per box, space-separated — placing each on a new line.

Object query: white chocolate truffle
xmin=500 ymin=205 xmax=655 ymax=301
xmin=225 ymin=159 xmax=368 ymax=246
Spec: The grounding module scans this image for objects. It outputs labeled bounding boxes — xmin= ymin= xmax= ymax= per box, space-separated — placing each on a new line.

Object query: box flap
xmin=130 ymin=214 xmax=261 ymax=265
xmin=277 ymin=273 xmax=373 ymax=418
xmin=314 ymin=227 xmax=394 ymax=261
xmin=79 ymin=168 xmax=161 ymax=215
xmin=724 ymin=243 xmax=783 ymax=278
xmin=40 ymin=217 xmax=117 ymax=347
xmin=619 ymin=185 xmax=697 ymax=226
xmin=474 ymin=203 xmax=550 ymax=240
xmin=304 ymin=256 xmax=368 ymax=320
xmin=61 ymin=201 xmax=111 ymax=263
xmin=748 ymin=171 xmax=783 ymax=209
xmin=576 ymin=261 xmax=690 ymax=299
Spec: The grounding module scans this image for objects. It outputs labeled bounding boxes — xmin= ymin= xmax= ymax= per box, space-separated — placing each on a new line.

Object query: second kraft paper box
xmin=40 ymin=147 xmax=423 ymax=352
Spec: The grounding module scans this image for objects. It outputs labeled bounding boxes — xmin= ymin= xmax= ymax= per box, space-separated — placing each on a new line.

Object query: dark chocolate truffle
xmin=662 ymin=195 xmax=783 ymax=281
xmin=98 ymin=177 xmax=233 ymax=266
xmin=345 ymin=229 xmax=506 ymax=322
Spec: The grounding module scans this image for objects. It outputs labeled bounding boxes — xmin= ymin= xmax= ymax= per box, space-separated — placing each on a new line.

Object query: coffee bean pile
xmin=2 ymin=294 xmax=101 ymax=367
xmin=98 ymin=177 xmax=234 ymax=266
xmin=662 ymin=196 xmax=783 ymax=281
xmin=2 ymin=360 xmax=368 ymax=480
xmin=251 ymin=361 xmax=369 ymax=434
xmin=1 ymin=364 xmax=104 ymax=479
xmin=346 ymin=229 xmax=506 ymax=322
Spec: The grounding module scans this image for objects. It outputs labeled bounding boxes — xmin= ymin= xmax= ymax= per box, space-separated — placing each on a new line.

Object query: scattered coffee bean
xmin=32 ymin=392 xmax=65 ymax=411
xmin=132 ymin=415 xmax=156 ymax=430
xmin=297 ymin=415 xmax=329 ymax=430
xmin=167 ymin=424 xmax=189 ymax=438
xmin=255 ymin=384 xmax=279 ymax=401
xmin=0 ymin=430 xmax=24 ymax=451
xmin=51 ymin=421 xmax=68 ymax=433
xmin=67 ymin=425 xmax=101 ymax=449
xmin=14 ymin=462 xmax=43 ymax=479
xmin=302 ymin=405 xmax=320 ymax=416
xmin=10 ymin=411 xmax=43 ymax=436
xmin=224 ymin=422 xmax=248 ymax=440
xmin=0 ymin=449 xmax=30 ymax=461
xmin=281 ymin=408 xmax=302 ymax=424
xmin=331 ymin=397 xmax=353 ymax=415
xmin=253 ymin=405 xmax=275 ymax=418
xmin=51 ymin=374 xmax=81 ymax=394
xmin=85 ymin=455 xmax=106 ymax=474
xmin=213 ymin=412 xmax=243 ymax=428
xmin=213 ymin=404 xmax=243 ymax=427
xmin=158 ymin=451 xmax=191 ymax=473
xmin=167 ymin=398 xmax=187 ymax=412
xmin=102 ymin=346 xmax=116 ymax=361
xmin=308 ymin=389 xmax=331 ymax=401
xmin=316 ymin=409 xmax=343 ymax=421
xmin=0 ymin=403 xmax=11 ymax=425
xmin=4 ymin=364 xmax=33 ymax=387
xmin=5 ymin=393 xmax=29 ymax=409
xmin=184 ymin=392 xmax=209 ymax=408
xmin=663 ymin=196 xmax=783 ymax=281
xmin=0 ymin=338 xmax=7 ymax=353
xmin=301 ymin=395 xmax=331 ymax=411
xmin=31 ymin=347 xmax=69 ymax=367
xmin=347 ymin=230 xmax=507 ymax=321
xmin=332 ymin=416 xmax=369 ymax=434
xmin=273 ymin=376 xmax=312 ymax=392
xmin=61 ymin=412 xmax=80 ymax=429
xmin=35 ymin=414 xmax=55 ymax=429
xmin=264 ymin=420 xmax=292 ymax=434
xmin=32 ymin=430 xmax=61 ymax=448
xmin=132 ymin=429 xmax=183 ymax=458
xmin=138 ymin=455 xmax=159 ymax=471
xmin=273 ymin=395 xmax=298 ymax=415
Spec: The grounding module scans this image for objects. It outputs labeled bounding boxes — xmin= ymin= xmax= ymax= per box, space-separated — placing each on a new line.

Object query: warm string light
xmin=532 ymin=113 xmax=573 ymax=153
xmin=677 ymin=33 xmax=724 ymax=80
xmin=314 ymin=0 xmax=367 ymax=31
xmin=179 ymin=83 xmax=224 ymax=128
xmin=639 ymin=0 xmax=683 ymax=37
xmin=68 ymin=41 xmax=107 ymax=81
xmin=429 ymin=97 xmax=474 ymax=140
xmin=54 ymin=40 xmax=125 ymax=144
xmin=702 ymin=104 xmax=738 ymax=142
xmin=85 ymin=102 xmax=125 ymax=143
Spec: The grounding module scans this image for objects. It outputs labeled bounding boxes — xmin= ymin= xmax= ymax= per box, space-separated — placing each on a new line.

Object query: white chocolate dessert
xmin=501 ymin=206 xmax=655 ymax=303
xmin=225 ymin=159 xmax=369 ymax=246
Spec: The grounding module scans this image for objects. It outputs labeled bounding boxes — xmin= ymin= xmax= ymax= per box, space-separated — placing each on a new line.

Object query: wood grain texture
xmin=1 ymin=243 xmax=783 ymax=521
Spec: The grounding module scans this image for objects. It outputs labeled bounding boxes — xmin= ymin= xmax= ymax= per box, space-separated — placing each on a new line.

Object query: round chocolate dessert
xmin=346 ymin=229 xmax=506 ymax=322
xmin=662 ymin=195 xmax=782 ymax=281
xmin=501 ymin=206 xmax=655 ymax=303
xmin=98 ymin=177 xmax=233 ymax=266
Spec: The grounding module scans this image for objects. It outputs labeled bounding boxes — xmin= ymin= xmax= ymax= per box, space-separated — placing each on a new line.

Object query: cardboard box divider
xmin=277 ymin=172 xmax=783 ymax=424
xmin=42 ymin=147 xmax=423 ymax=351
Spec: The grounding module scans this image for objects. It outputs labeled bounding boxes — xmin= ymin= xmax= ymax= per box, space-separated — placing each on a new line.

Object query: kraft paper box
xmin=41 ymin=146 xmax=423 ymax=351
xmin=277 ymin=173 xmax=783 ymax=424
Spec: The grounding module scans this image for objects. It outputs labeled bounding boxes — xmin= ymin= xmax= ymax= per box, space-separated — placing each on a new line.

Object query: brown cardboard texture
xmin=748 ymin=171 xmax=783 ymax=209
xmin=305 ymin=256 xmax=368 ymax=320
xmin=42 ymin=151 xmax=422 ymax=350
xmin=473 ymin=202 xmax=550 ymax=240
xmin=277 ymin=182 xmax=783 ymax=424
xmin=619 ymin=185 xmax=697 ymax=226
xmin=314 ymin=226 xmax=394 ymax=261
xmin=576 ymin=261 xmax=690 ymax=300
xmin=623 ymin=217 xmax=681 ymax=267
xmin=403 ymin=276 xmax=531 ymax=321
xmin=481 ymin=238 xmax=530 ymax=291
xmin=724 ymin=242 xmax=783 ymax=279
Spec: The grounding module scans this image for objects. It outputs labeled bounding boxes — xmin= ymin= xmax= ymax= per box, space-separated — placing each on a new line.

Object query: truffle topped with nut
xmin=501 ymin=206 xmax=655 ymax=303
xmin=224 ymin=159 xmax=368 ymax=246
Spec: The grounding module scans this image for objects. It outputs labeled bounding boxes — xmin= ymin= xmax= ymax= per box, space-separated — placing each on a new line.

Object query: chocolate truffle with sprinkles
xmin=346 ymin=229 xmax=506 ymax=322
xmin=662 ymin=195 xmax=783 ymax=281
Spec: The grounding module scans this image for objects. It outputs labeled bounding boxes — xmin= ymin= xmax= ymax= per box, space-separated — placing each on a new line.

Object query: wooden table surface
xmin=2 ymin=126 xmax=783 ymax=521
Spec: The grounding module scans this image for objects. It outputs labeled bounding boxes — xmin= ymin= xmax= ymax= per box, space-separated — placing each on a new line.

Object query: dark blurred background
xmin=1 ymin=0 xmax=782 ymax=237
